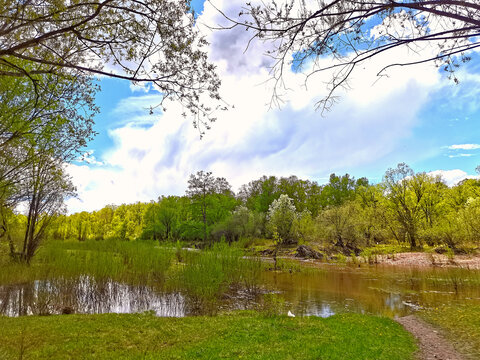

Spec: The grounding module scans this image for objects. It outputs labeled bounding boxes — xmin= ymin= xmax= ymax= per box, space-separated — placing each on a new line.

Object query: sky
xmin=66 ymin=0 xmax=480 ymax=213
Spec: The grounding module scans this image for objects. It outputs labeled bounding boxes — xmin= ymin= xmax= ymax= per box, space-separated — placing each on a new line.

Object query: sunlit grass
xmin=0 ymin=239 xmax=263 ymax=309
xmin=0 ymin=312 xmax=417 ymax=360
xmin=420 ymin=303 xmax=480 ymax=359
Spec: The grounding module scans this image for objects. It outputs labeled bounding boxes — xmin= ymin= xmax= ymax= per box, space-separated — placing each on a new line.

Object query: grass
xmin=0 ymin=240 xmax=264 ymax=312
xmin=0 ymin=240 xmax=175 ymax=286
xmin=420 ymin=303 xmax=480 ymax=359
xmin=169 ymin=242 xmax=262 ymax=313
xmin=0 ymin=312 xmax=417 ymax=360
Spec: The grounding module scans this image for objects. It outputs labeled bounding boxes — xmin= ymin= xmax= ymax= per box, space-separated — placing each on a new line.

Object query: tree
xmin=1 ymin=0 xmax=224 ymax=132
xmin=266 ymin=194 xmax=298 ymax=244
xmin=0 ymin=68 xmax=97 ymax=260
xmin=320 ymin=173 xmax=361 ymax=207
xmin=221 ymin=1 xmax=479 ymax=110
xmin=186 ymin=171 xmax=233 ymax=243
xmin=383 ymin=163 xmax=437 ymax=249
xmin=0 ymin=68 xmax=96 ymax=211
xmin=13 ymin=153 xmax=75 ymax=263
xmin=318 ymin=201 xmax=362 ymax=254
xmin=157 ymin=196 xmax=180 ymax=241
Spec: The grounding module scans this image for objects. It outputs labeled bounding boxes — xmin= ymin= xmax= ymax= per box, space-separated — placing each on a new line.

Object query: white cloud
xmin=428 ymin=169 xmax=480 ymax=187
xmin=129 ymin=82 xmax=151 ymax=93
xmin=78 ymin=150 xmax=104 ymax=166
xmin=66 ymin=0 xmax=458 ymax=213
xmin=448 ymin=153 xmax=475 ymax=158
xmin=448 ymin=144 xmax=480 ymax=150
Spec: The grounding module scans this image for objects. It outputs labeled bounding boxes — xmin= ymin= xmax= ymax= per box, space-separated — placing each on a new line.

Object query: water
xmin=1 ymin=265 xmax=479 ymax=317
xmin=263 ymin=265 xmax=480 ymax=317
xmin=0 ymin=276 xmax=186 ymax=317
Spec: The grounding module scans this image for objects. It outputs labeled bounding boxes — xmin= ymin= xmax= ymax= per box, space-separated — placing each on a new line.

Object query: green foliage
xmin=318 ymin=201 xmax=363 ymax=254
xmin=11 ymin=162 xmax=480 ymax=257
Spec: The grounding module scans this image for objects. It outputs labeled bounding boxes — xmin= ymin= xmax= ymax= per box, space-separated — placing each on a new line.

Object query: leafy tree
xmin=239 ymin=175 xmax=322 ymax=217
xmin=460 ymin=197 xmax=480 ymax=244
xmin=320 ymin=173 xmax=355 ymax=207
xmin=356 ymin=184 xmax=390 ymax=246
xmin=0 ymin=67 xmax=97 ymax=260
xmin=0 ymin=68 xmax=96 ymax=213
xmin=227 ymin=1 xmax=479 ymax=110
xmin=186 ymin=171 xmax=233 ymax=243
xmin=13 ymin=154 xmax=75 ymax=262
xmin=211 ymin=205 xmax=264 ymax=242
xmin=383 ymin=163 xmax=442 ymax=249
xmin=239 ymin=175 xmax=280 ymax=213
xmin=318 ymin=201 xmax=362 ymax=254
xmin=156 ymin=196 xmax=181 ymax=241
xmin=0 ymin=0 xmax=223 ymax=131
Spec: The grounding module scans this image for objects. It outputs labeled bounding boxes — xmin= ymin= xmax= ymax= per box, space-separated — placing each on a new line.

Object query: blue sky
xmin=66 ymin=0 xmax=480 ymax=212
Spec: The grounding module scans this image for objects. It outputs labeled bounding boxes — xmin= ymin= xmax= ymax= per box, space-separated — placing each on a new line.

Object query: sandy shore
xmin=375 ymin=252 xmax=480 ymax=269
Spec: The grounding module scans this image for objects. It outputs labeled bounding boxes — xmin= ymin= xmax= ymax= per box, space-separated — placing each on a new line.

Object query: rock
xmin=295 ymin=245 xmax=322 ymax=260
xmin=434 ymin=246 xmax=447 ymax=254
xmin=61 ymin=306 xmax=74 ymax=314
xmin=260 ymin=248 xmax=274 ymax=256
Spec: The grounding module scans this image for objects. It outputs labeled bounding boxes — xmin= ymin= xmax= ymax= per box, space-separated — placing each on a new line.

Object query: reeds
xmin=0 ymin=239 xmax=263 ymax=315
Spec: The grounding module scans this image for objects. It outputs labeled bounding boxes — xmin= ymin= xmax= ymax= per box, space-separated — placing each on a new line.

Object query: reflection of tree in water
xmin=0 ymin=277 xmax=186 ymax=317
xmin=261 ymin=267 xmax=480 ymax=318
xmin=2 ymin=267 xmax=479 ymax=318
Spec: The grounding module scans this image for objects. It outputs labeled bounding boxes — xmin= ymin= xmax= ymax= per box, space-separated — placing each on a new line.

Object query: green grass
xmin=0 ymin=240 xmax=175 ymax=286
xmin=169 ymin=242 xmax=262 ymax=312
xmin=0 ymin=240 xmax=263 ymax=311
xmin=420 ymin=303 xmax=480 ymax=359
xmin=0 ymin=312 xmax=416 ymax=360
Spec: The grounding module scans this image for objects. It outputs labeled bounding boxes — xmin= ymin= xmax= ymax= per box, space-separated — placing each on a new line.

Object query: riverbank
xmin=266 ymin=244 xmax=480 ymax=269
xmin=0 ymin=312 xmax=416 ymax=360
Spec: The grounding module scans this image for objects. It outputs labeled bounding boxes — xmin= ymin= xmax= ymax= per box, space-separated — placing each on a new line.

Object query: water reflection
xmin=1 ymin=265 xmax=480 ymax=318
xmin=0 ymin=276 xmax=185 ymax=317
xmin=260 ymin=265 xmax=480 ymax=317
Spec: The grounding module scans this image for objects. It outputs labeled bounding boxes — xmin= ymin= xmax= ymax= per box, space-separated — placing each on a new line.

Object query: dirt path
xmin=396 ymin=315 xmax=464 ymax=360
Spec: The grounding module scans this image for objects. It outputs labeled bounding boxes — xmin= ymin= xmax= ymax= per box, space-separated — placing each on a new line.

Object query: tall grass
xmin=0 ymin=240 xmax=175 ymax=286
xmin=173 ymin=242 xmax=262 ymax=313
xmin=0 ymin=239 xmax=264 ymax=315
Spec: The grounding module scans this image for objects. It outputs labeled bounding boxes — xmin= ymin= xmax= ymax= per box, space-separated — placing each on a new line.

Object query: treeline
xmin=27 ymin=164 xmax=480 ymax=254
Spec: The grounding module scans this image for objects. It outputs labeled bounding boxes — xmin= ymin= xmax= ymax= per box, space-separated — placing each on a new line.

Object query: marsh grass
xmin=34 ymin=240 xmax=175 ymax=285
xmin=172 ymin=242 xmax=263 ymax=313
xmin=1 ymin=239 xmax=265 ymax=315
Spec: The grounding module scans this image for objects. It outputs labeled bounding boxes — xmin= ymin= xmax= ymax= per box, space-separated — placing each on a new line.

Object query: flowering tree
xmin=267 ymin=194 xmax=298 ymax=244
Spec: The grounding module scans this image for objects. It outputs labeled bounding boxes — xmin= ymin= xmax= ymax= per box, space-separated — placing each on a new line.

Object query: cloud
xmin=428 ymin=169 xmax=480 ymax=186
xmin=448 ymin=154 xmax=475 ymax=158
xmin=448 ymin=144 xmax=480 ymax=150
xmin=66 ymin=0 xmax=456 ymax=213
xmin=129 ymin=82 xmax=151 ymax=93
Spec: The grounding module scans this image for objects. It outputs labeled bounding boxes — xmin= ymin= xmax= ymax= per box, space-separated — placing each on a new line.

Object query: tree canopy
xmin=222 ymin=0 xmax=480 ymax=110
xmin=0 ymin=0 xmax=223 ymax=131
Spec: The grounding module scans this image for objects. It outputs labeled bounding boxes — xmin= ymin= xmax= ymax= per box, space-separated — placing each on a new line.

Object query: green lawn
xmin=420 ymin=303 xmax=480 ymax=359
xmin=0 ymin=312 xmax=416 ymax=360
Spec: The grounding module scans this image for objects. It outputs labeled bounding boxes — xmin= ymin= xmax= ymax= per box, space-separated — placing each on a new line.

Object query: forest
xmin=5 ymin=164 xmax=480 ymax=264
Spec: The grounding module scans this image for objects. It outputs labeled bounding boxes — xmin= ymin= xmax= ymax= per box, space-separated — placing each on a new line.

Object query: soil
xmin=396 ymin=315 xmax=464 ymax=360
xmin=283 ymin=251 xmax=480 ymax=269
xmin=375 ymin=252 xmax=480 ymax=269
